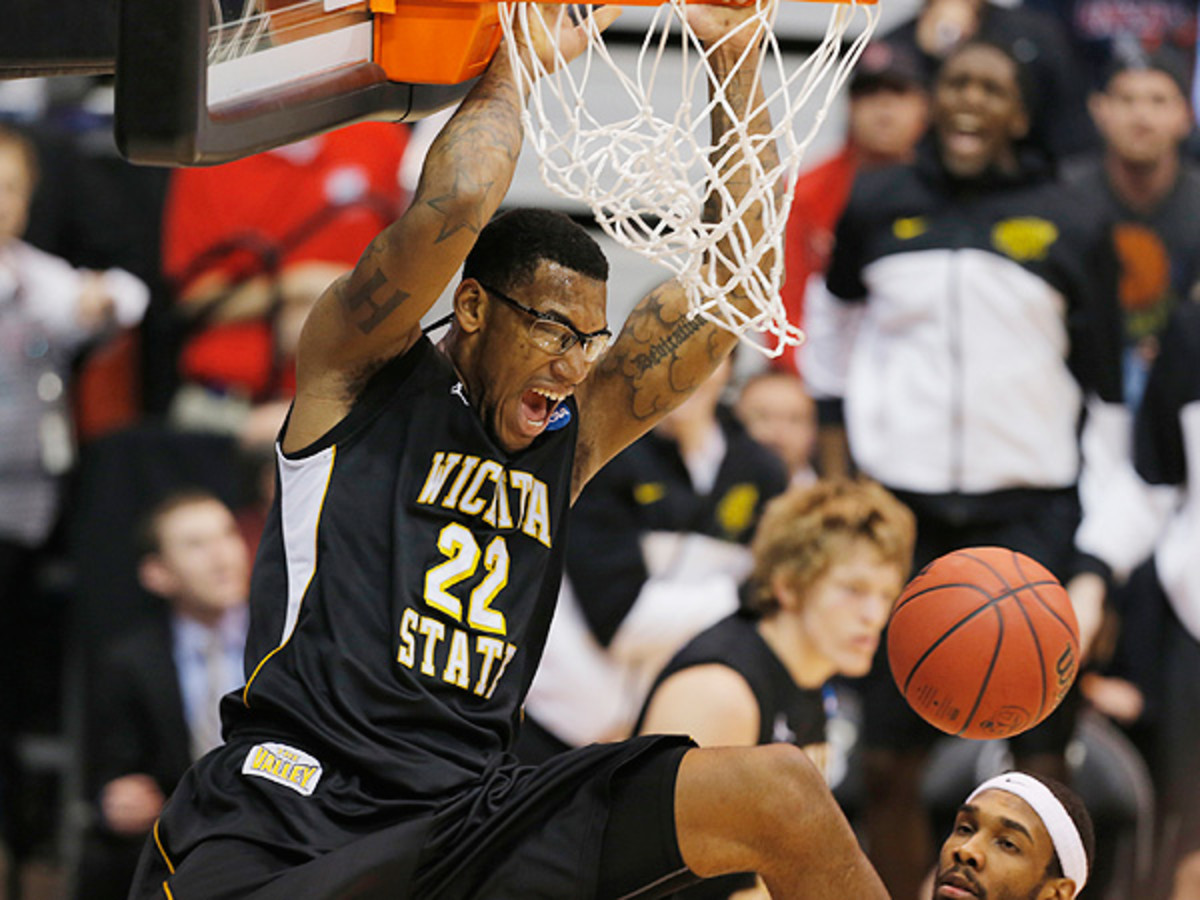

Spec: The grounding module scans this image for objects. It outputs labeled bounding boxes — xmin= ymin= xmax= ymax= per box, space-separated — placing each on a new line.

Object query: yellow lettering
xmin=522 ymin=480 xmax=551 ymax=547
xmin=443 ymin=628 xmax=472 ymax=689
xmin=441 ymin=456 xmax=479 ymax=509
xmin=397 ymin=607 xmax=419 ymax=668
xmin=417 ymin=618 xmax=446 ymax=676
xmin=509 ymin=471 xmax=534 ymax=524
xmin=460 ymin=460 xmax=502 ymax=517
xmin=474 ymin=636 xmax=506 ymax=696
xmin=417 ymin=452 xmax=463 ymax=505
xmin=488 ymin=472 xmax=514 ymax=529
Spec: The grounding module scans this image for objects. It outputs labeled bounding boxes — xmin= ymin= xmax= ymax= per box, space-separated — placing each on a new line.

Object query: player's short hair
xmin=464 ymin=208 xmax=609 ymax=294
xmin=745 ymin=477 xmax=916 ymax=615
xmin=0 ymin=124 xmax=40 ymax=192
xmin=135 ymin=488 xmax=228 ymax=559
xmin=1030 ymin=773 xmax=1096 ymax=882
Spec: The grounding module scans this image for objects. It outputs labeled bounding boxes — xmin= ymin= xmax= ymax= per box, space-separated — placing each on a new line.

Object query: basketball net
xmin=500 ymin=0 xmax=880 ymax=357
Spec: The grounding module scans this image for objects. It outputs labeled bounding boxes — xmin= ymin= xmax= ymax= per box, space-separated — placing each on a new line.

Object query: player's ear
xmin=770 ymin=572 xmax=803 ymax=612
xmin=138 ymin=555 xmax=177 ymax=599
xmin=452 ymin=280 xmax=487 ymax=335
xmin=1038 ymin=877 xmax=1076 ymax=900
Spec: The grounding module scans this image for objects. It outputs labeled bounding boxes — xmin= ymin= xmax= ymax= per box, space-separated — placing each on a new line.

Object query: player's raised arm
xmin=285 ymin=6 xmax=620 ymax=452
xmin=572 ymin=4 xmax=782 ymax=494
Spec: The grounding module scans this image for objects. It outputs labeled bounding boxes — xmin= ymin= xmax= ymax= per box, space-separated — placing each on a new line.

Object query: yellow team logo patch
xmin=892 ymin=216 xmax=928 ymax=240
xmin=992 ymin=218 xmax=1059 ymax=262
xmin=633 ymin=482 xmax=666 ymax=505
xmin=242 ymin=742 xmax=323 ymax=796
xmin=716 ymin=484 xmax=760 ymax=538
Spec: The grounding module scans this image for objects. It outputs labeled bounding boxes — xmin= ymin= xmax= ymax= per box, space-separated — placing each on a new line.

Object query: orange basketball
xmin=887 ymin=547 xmax=1080 ymax=740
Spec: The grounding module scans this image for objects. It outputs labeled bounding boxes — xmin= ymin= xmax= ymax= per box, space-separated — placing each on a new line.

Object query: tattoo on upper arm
xmin=598 ymin=286 xmax=723 ymax=422
xmin=343 ymin=268 xmax=410 ymax=334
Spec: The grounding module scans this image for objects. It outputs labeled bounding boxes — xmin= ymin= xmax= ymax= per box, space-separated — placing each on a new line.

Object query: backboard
xmin=115 ymin=0 xmax=483 ymax=165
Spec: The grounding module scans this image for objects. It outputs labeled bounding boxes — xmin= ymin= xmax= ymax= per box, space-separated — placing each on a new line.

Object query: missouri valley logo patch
xmin=243 ymin=742 xmax=323 ymax=796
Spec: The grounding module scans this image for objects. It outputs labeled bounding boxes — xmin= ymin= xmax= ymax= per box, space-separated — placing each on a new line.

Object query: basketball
xmin=887 ymin=547 xmax=1080 ymax=740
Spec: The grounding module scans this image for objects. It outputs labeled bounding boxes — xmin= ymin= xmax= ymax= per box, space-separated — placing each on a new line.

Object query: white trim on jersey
xmin=277 ymin=443 xmax=337 ymax=645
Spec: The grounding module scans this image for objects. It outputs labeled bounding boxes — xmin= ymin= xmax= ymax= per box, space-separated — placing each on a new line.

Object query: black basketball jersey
xmin=639 ymin=609 xmax=828 ymax=900
xmin=640 ymin=609 xmax=827 ymax=749
xmin=225 ymin=337 xmax=578 ymax=800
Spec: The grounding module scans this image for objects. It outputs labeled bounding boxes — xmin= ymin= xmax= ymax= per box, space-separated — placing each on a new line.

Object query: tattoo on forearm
xmin=416 ymin=64 xmax=523 ymax=243
xmin=343 ymin=269 xmax=410 ymax=334
xmin=425 ymin=168 xmax=497 ymax=243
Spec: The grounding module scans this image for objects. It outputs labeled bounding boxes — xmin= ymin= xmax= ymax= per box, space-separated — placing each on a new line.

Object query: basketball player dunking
xmin=128 ymin=5 xmax=887 ymax=899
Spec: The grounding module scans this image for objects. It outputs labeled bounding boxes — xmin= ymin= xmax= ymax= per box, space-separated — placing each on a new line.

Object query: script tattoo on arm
xmin=595 ymin=283 xmax=723 ymax=423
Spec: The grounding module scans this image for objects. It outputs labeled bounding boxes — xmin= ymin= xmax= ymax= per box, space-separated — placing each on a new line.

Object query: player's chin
xmin=838 ymin=643 xmax=877 ymax=676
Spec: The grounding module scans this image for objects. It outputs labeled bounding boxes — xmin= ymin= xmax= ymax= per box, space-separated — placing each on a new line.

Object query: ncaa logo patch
xmin=243 ymin=742 xmax=323 ymax=796
xmin=545 ymin=403 xmax=572 ymax=432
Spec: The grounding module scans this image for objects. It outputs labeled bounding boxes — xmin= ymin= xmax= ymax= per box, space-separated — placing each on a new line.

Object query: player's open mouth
xmin=520 ymin=387 xmax=567 ymax=431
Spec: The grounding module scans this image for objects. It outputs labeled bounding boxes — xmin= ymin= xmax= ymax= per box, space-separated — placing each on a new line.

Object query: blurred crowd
xmin=0 ymin=1 xmax=1198 ymax=898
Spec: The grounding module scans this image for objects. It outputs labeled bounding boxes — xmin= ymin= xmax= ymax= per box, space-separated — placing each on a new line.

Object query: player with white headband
xmin=935 ymin=771 xmax=1096 ymax=900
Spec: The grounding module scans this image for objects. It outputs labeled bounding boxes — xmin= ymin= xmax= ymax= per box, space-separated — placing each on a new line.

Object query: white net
xmin=500 ymin=0 xmax=880 ymax=357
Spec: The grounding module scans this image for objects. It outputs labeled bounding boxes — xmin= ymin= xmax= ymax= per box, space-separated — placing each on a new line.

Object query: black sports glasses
xmin=479 ymin=282 xmax=612 ymax=363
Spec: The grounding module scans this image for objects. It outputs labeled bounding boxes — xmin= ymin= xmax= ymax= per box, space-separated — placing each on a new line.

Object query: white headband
xmin=966 ymin=773 xmax=1088 ymax=896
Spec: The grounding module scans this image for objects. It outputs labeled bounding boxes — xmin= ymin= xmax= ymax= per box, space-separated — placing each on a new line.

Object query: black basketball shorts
xmin=130 ymin=733 xmax=695 ymax=900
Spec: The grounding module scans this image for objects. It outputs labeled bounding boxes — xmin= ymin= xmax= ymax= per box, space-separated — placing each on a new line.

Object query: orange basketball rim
xmin=319 ymin=0 xmax=878 ymax=86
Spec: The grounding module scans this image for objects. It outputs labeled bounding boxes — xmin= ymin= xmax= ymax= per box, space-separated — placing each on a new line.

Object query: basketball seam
xmin=1020 ymin=574 xmax=1079 ymax=641
xmin=1007 ymin=583 xmax=1050 ymax=724
xmin=892 ymin=579 xmax=1005 ymax=614
xmin=954 ymin=605 xmax=1005 ymax=738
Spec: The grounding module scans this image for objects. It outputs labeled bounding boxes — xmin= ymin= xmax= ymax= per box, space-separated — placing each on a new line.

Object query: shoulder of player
xmin=286 ymin=329 xmax=440 ymax=453
xmin=643 ymin=663 xmax=760 ymax=746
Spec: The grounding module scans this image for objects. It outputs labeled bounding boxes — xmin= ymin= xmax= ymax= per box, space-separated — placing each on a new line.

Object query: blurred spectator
xmin=734 ymin=370 xmax=819 ymax=486
xmin=802 ymin=42 xmax=1127 ymax=900
xmin=1085 ymin=300 xmax=1200 ymax=900
xmin=160 ymin=122 xmax=410 ymax=454
xmin=4 ymin=76 xmax=173 ymax=432
xmin=1025 ymin=0 xmax=1197 ymax=92
xmin=1065 ymin=45 xmax=1200 ymax=409
xmin=75 ymin=489 xmax=250 ymax=900
xmin=779 ymin=39 xmax=928 ymax=375
xmin=886 ymin=0 xmax=1097 ymax=161
xmin=636 ymin=478 xmax=915 ymax=900
xmin=517 ymin=357 xmax=788 ymax=762
xmin=0 ymin=123 xmax=148 ymax=879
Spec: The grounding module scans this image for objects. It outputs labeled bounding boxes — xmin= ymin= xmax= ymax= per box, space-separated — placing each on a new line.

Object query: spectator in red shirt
xmin=160 ymin=122 xmax=411 ymax=449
